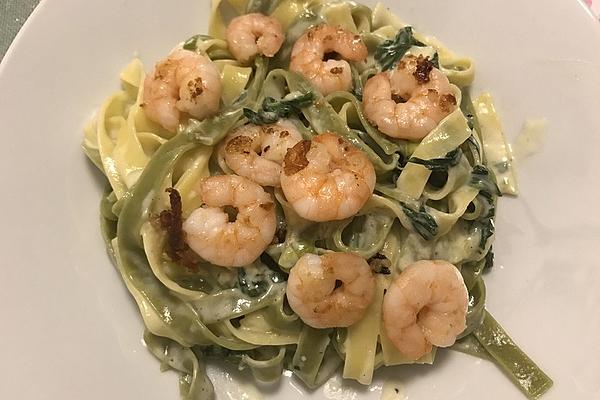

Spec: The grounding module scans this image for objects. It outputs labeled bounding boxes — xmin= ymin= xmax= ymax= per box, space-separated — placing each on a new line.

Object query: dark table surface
xmin=1 ymin=0 xmax=41 ymax=61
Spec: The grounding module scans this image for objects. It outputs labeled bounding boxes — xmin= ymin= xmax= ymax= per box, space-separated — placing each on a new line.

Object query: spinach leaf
xmin=469 ymin=167 xmax=499 ymax=250
xmin=368 ymin=253 xmax=391 ymax=275
xmin=469 ymin=165 xmax=501 ymax=197
xmin=237 ymin=269 xmax=269 ymax=297
xmin=408 ymin=148 xmax=462 ymax=172
xmin=375 ymin=27 xmax=425 ymax=71
xmin=259 ymin=253 xmax=288 ymax=282
xmin=430 ymin=52 xmax=440 ymax=69
xmin=237 ymin=259 xmax=287 ymax=298
xmin=483 ymin=249 xmax=494 ymax=270
xmin=182 ymin=34 xmax=213 ymax=51
xmin=477 ymin=191 xmax=496 ymax=219
xmin=475 ymin=218 xmax=495 ymax=250
xmin=390 ymin=152 xmax=408 ymax=183
xmin=465 ymin=113 xmax=475 ymax=130
xmin=464 ymin=134 xmax=481 ymax=164
xmin=400 ymin=202 xmax=438 ymax=240
xmin=243 ymin=91 xmax=315 ymax=125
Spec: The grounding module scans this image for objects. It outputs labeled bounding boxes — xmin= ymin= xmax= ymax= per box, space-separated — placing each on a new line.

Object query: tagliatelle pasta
xmin=83 ymin=1 xmax=552 ymax=399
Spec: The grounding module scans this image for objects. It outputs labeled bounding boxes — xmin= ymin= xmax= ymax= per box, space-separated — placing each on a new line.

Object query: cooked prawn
xmin=286 ymin=252 xmax=375 ymax=328
xmin=226 ymin=13 xmax=285 ymax=64
xmin=280 ymin=133 xmax=375 ymax=222
xmin=221 ymin=120 xmax=303 ymax=187
xmin=182 ymin=175 xmax=276 ymax=267
xmin=290 ymin=24 xmax=368 ymax=96
xmin=143 ymin=48 xmax=222 ymax=132
xmin=382 ymin=260 xmax=468 ymax=360
xmin=363 ymin=55 xmax=457 ymax=140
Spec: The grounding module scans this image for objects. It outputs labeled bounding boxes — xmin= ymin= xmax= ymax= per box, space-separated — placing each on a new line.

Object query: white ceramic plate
xmin=1 ymin=0 xmax=599 ymax=399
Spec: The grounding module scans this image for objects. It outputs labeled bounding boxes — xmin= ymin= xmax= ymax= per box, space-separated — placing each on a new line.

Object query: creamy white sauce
xmin=210 ymin=369 xmax=265 ymax=400
xmin=512 ymin=118 xmax=547 ymax=161
xmin=405 ymin=45 xmax=436 ymax=59
xmin=396 ymin=222 xmax=481 ymax=271
xmin=322 ymin=374 xmax=392 ymax=400
xmin=323 ymin=374 xmax=360 ymax=400
xmin=235 ymin=382 xmax=264 ymax=400
xmin=381 ymin=379 xmax=408 ymax=400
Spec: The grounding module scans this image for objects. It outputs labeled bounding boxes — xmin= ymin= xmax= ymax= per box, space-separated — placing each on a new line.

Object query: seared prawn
xmin=363 ymin=55 xmax=457 ymax=140
xmin=290 ymin=24 xmax=368 ymax=96
xmin=226 ymin=13 xmax=285 ymax=64
xmin=287 ymin=252 xmax=375 ymax=328
xmin=382 ymin=260 xmax=468 ymax=359
xmin=182 ymin=175 xmax=276 ymax=267
xmin=143 ymin=48 xmax=222 ymax=132
xmin=280 ymin=133 xmax=375 ymax=222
